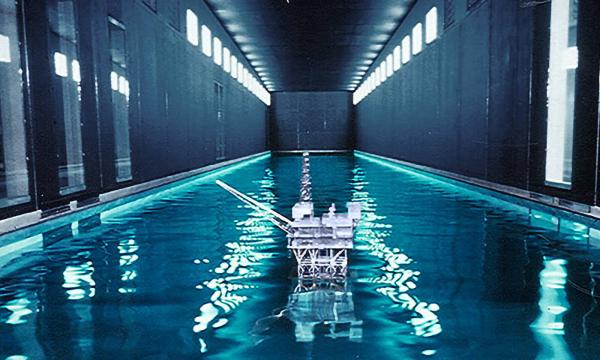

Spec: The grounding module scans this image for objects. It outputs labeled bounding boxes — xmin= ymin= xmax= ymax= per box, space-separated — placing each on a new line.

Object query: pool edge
xmin=354 ymin=150 xmax=600 ymax=229
xmin=0 ymin=151 xmax=270 ymax=240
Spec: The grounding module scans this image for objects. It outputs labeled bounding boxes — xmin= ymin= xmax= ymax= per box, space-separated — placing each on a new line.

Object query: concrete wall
xmin=355 ymin=0 xmax=600 ymax=206
xmin=270 ymin=91 xmax=352 ymax=151
xmin=3 ymin=0 xmax=267 ymax=219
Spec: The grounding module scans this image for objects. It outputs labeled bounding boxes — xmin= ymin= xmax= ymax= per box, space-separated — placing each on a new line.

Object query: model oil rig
xmin=216 ymin=152 xmax=361 ymax=278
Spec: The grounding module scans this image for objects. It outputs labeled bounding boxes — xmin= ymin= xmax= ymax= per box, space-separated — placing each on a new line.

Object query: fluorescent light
xmin=401 ymin=36 xmax=411 ymax=64
xmin=425 ymin=7 xmax=438 ymax=44
xmin=412 ymin=23 xmax=423 ymax=55
xmin=231 ymin=56 xmax=238 ymax=78
xmin=223 ymin=47 xmax=230 ymax=72
xmin=213 ymin=37 xmax=222 ymax=65
xmin=237 ymin=62 xmax=243 ymax=83
xmin=379 ymin=62 xmax=386 ymax=82
xmin=0 ymin=34 xmax=11 ymax=63
xmin=393 ymin=45 xmax=401 ymax=71
xmin=386 ymin=53 xmax=393 ymax=76
xmin=186 ymin=10 xmax=199 ymax=46
xmin=110 ymin=71 xmax=119 ymax=91
xmin=201 ymin=25 xmax=212 ymax=56
xmin=54 ymin=52 xmax=68 ymax=77
xmin=118 ymin=75 xmax=127 ymax=95
xmin=71 ymin=59 xmax=81 ymax=82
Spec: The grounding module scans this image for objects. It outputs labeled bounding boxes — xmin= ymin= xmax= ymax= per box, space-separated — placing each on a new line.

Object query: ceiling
xmin=205 ymin=0 xmax=416 ymax=92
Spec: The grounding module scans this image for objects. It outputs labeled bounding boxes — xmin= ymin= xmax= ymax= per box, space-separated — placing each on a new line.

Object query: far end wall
xmin=270 ymin=91 xmax=352 ymax=151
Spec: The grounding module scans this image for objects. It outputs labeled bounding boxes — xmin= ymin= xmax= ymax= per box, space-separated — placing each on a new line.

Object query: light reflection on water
xmin=193 ymin=168 xmax=278 ymax=351
xmin=0 ymin=154 xmax=598 ymax=359
xmin=530 ymin=258 xmax=572 ymax=360
xmin=62 ymin=261 xmax=95 ymax=300
xmin=351 ymin=165 xmax=442 ymax=340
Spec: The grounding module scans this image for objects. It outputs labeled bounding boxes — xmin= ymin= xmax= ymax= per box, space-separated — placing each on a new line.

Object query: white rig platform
xmin=216 ymin=152 xmax=361 ymax=279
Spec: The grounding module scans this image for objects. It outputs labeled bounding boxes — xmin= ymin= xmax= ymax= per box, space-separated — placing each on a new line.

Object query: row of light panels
xmin=186 ymin=9 xmax=271 ymax=106
xmin=353 ymin=7 xmax=438 ymax=105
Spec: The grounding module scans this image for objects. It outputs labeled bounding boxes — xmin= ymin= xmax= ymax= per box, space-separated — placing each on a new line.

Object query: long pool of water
xmin=0 ymin=154 xmax=599 ymax=359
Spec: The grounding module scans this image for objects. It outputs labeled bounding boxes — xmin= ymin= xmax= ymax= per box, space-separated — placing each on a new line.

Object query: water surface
xmin=0 ymin=154 xmax=599 ymax=359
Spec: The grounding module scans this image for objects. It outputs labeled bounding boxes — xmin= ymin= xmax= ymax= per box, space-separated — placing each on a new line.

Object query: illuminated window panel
xmin=54 ymin=52 xmax=68 ymax=77
xmin=0 ymin=34 xmax=10 ymax=63
xmin=425 ymin=7 xmax=438 ymax=44
xmin=375 ymin=68 xmax=381 ymax=86
xmin=393 ymin=45 xmax=401 ymax=71
xmin=412 ymin=23 xmax=423 ymax=55
xmin=386 ymin=54 xmax=393 ymax=76
xmin=223 ymin=47 xmax=230 ymax=72
xmin=213 ymin=37 xmax=222 ymax=65
xmin=243 ymin=68 xmax=249 ymax=88
xmin=110 ymin=71 xmax=119 ymax=91
xmin=379 ymin=63 xmax=387 ymax=82
xmin=545 ymin=0 xmax=578 ymax=186
xmin=185 ymin=10 xmax=198 ymax=46
xmin=201 ymin=25 xmax=212 ymax=56
xmin=118 ymin=75 xmax=127 ymax=95
xmin=231 ymin=56 xmax=238 ymax=78
xmin=71 ymin=59 xmax=80 ymax=82
xmin=402 ymin=36 xmax=411 ymax=64
xmin=237 ymin=62 xmax=243 ymax=83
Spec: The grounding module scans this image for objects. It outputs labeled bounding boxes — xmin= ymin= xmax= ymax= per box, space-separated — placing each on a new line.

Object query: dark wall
xmin=270 ymin=91 xmax=352 ymax=151
xmin=125 ymin=0 xmax=267 ymax=182
xmin=2 ymin=0 xmax=267 ymax=219
xmin=355 ymin=0 xmax=600 ymax=206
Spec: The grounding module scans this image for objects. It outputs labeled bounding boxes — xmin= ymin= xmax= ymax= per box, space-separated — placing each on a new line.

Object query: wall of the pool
xmin=2 ymin=0 xmax=267 ymax=221
xmin=354 ymin=0 xmax=600 ymax=212
xmin=3 ymin=0 xmax=600 ymax=234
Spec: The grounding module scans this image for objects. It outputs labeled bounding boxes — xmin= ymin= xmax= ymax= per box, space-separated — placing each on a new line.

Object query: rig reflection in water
xmin=253 ymin=278 xmax=362 ymax=343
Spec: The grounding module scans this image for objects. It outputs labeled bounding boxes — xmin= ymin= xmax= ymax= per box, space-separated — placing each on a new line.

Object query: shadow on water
xmin=0 ymin=154 xmax=598 ymax=359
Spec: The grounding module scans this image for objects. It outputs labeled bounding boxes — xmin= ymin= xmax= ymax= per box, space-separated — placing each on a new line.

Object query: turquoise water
xmin=0 ymin=154 xmax=599 ymax=359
